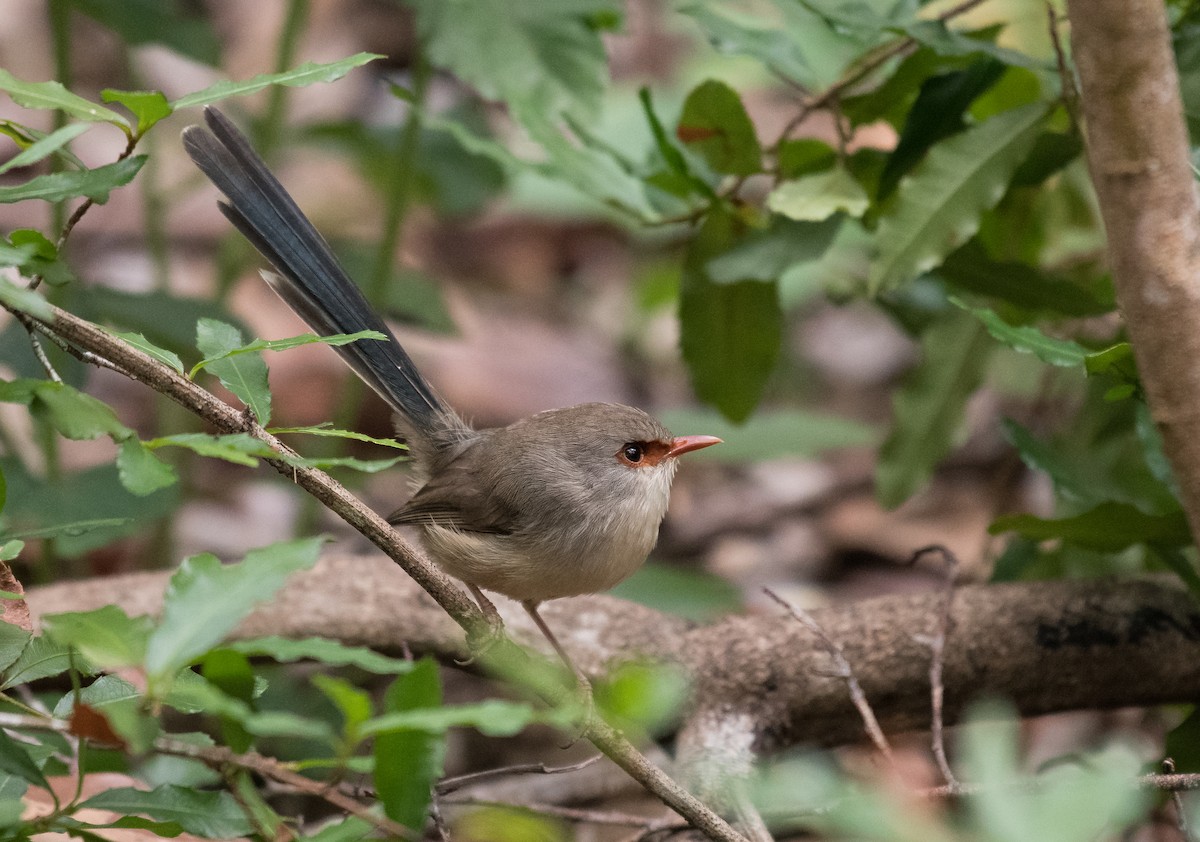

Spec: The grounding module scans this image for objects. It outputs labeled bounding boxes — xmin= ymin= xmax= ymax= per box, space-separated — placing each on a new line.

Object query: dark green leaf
xmin=101 ymin=89 xmax=173 ymax=136
xmin=938 ymin=240 xmax=1114 ymax=317
xmin=0 ymin=730 xmax=50 ymax=791
xmin=657 ymin=407 xmax=877 ymax=461
xmin=776 ymin=139 xmax=838 ymax=179
xmin=951 ymin=298 xmax=1088 ymax=366
xmin=116 ymin=439 xmax=178 ymax=496
xmin=0 ymin=623 xmax=29 ymax=674
xmin=374 ymin=658 xmax=443 ymax=830
xmin=201 ymin=649 xmax=255 ymax=752
xmin=0 ymin=69 xmax=126 ymax=125
xmin=680 ymin=207 xmax=782 ymax=422
xmin=42 ymin=605 xmax=151 ymax=669
xmin=877 ymin=310 xmax=992 ymax=507
xmin=638 ymin=87 xmax=715 ymax=201
xmin=225 ymin=636 xmax=413 ymax=673
xmin=75 ymin=0 xmax=220 ymax=65
xmin=877 ymin=59 xmax=1007 ymax=200
xmin=989 ymin=502 xmax=1192 ymax=551
xmin=0 ymin=156 xmax=146 ymax=204
xmin=313 ymin=674 xmax=373 ymax=742
xmin=85 ymin=287 xmax=248 ymax=356
xmin=676 ymin=79 xmax=761 ymax=176
xmin=194 ymin=318 xmax=271 ymax=425
xmin=173 ymin=54 xmax=382 ymax=109
xmin=870 ymin=103 xmax=1049 ymax=293
xmin=1011 ymin=130 xmax=1084 ymax=186
xmin=79 ymin=786 xmax=252 ymax=839
xmin=609 ymin=563 xmax=742 ymax=621
xmin=901 ymin=21 xmax=1050 ymax=69
xmin=1149 ymin=544 xmax=1200 ymax=596
xmin=25 ymin=380 xmax=131 ymax=442
xmin=144 ymin=538 xmax=324 ymax=686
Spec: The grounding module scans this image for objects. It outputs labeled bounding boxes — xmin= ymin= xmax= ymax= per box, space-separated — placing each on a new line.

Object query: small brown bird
xmin=183 ymin=108 xmax=720 ymax=675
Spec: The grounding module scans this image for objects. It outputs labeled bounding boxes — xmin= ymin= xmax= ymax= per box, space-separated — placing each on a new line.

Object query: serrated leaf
xmin=0 ymin=123 xmax=90 ymax=176
xmin=26 ymin=380 xmax=131 ymax=442
xmin=188 ymin=329 xmax=385 ymax=378
xmin=172 ymin=53 xmax=381 ymax=109
xmin=101 ymin=89 xmax=173 ymax=136
xmin=767 ymin=168 xmax=869 ymax=221
xmin=951 ymin=298 xmax=1088 ymax=366
xmin=225 ymin=636 xmax=413 ymax=673
xmin=267 ymin=424 xmax=406 ymax=450
xmin=877 ymin=310 xmax=992 ymax=507
xmin=677 ymin=79 xmax=761 ymax=176
xmin=680 ymin=207 xmax=782 ymax=422
xmin=0 ymin=155 xmax=146 ymax=204
xmin=144 ymin=538 xmax=323 ymax=687
xmin=144 ymin=432 xmax=275 ymax=467
xmin=374 ymin=658 xmax=443 ymax=830
xmin=0 ymin=730 xmax=49 ymax=792
xmin=79 ymin=786 xmax=252 ymax=839
xmin=116 ymin=439 xmax=178 ymax=496
xmin=109 ymin=331 xmax=185 ymax=373
xmin=0 ymin=69 xmax=126 ymax=125
xmin=1 ymin=635 xmax=92 ymax=689
xmin=43 ymin=605 xmax=152 ymax=670
xmin=869 ymin=103 xmax=1049 ymax=293
xmin=989 ymin=501 xmax=1191 ymax=551
xmin=194 ymin=319 xmax=271 ymax=425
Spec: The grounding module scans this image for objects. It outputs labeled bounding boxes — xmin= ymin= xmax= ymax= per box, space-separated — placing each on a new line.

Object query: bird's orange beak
xmin=666 ymin=435 xmax=722 ymax=458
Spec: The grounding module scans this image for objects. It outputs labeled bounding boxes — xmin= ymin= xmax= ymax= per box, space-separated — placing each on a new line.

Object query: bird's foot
xmin=457 ymin=614 xmax=505 ymax=666
xmin=557 ymin=674 xmax=597 ymax=748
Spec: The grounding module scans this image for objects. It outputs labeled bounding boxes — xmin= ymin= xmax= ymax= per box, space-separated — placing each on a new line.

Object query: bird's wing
xmin=386 ymin=459 xmax=519 ymax=535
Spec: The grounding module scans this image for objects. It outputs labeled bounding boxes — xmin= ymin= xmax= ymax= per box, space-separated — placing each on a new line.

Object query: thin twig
xmin=437 ymin=755 xmax=603 ymax=795
xmin=909 ymin=544 xmax=961 ymax=787
xmin=439 ymin=796 xmax=680 ymax=831
xmin=762 ymin=587 xmax=896 ymax=768
xmin=1164 ymin=759 xmax=1193 ymax=841
xmin=1045 ymin=2 xmax=1082 ymax=132
xmin=13 ymin=312 xmax=62 ymax=383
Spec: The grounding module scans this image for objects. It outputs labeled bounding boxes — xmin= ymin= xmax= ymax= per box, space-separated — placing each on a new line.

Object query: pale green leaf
xmin=172 ymin=54 xmax=382 ymax=109
xmin=188 ymin=329 xmax=385 ymax=378
xmin=0 ymin=69 xmax=126 ymax=125
xmin=0 ymin=123 xmax=90 ymax=175
xmin=0 ymin=156 xmax=146 ymax=204
xmin=194 ymin=318 xmax=271 ymax=425
xmin=767 ymin=168 xmax=869 ymax=221
xmin=116 ymin=438 xmax=178 ymax=496
xmin=224 ymin=636 xmax=414 ymax=673
xmin=109 ymin=330 xmax=185 ymax=373
xmin=42 ymin=605 xmax=152 ymax=669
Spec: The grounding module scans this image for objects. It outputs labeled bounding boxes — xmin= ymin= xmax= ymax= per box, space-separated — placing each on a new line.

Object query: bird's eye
xmin=620 ymin=443 xmax=645 ymax=464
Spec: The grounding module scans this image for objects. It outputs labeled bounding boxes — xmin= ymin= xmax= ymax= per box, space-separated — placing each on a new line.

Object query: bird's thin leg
xmin=458 ymin=584 xmax=505 ymax=665
xmin=522 ymin=600 xmax=595 ymax=733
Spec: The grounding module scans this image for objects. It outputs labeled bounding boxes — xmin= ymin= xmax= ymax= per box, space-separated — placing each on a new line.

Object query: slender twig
xmin=762 ymin=587 xmax=896 ymax=768
xmin=909 ymin=544 xmax=961 ymax=787
xmin=1 ymin=297 xmax=747 ymax=842
xmin=1163 ymin=759 xmax=1193 ymax=841
xmin=437 ymin=755 xmax=603 ymax=795
xmin=1045 ymin=2 xmax=1081 ymax=132
xmin=438 ymin=796 xmax=680 ymax=831
xmin=13 ymin=312 xmax=62 ymax=383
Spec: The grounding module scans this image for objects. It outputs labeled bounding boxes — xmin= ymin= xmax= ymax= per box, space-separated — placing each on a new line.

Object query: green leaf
xmin=609 ymin=563 xmax=742 ymax=621
xmin=951 ymin=298 xmax=1088 ymax=366
xmin=144 ymin=538 xmax=324 ymax=687
xmin=680 ymin=207 xmax=782 ymax=422
xmin=52 ymin=673 xmax=138 ymax=718
xmin=708 ymin=216 xmax=842 ymax=283
xmin=144 ymin=432 xmax=275 ymax=467
xmin=877 ymin=58 xmax=1007 ymax=200
xmin=638 ymin=87 xmax=715 ymax=200
xmin=101 ymin=89 xmax=173 ymax=136
xmin=937 ymin=240 xmax=1114 ymax=317
xmin=172 ymin=53 xmax=382 ymax=109
xmin=78 ymin=786 xmax=252 ymax=839
xmin=877 ymin=310 xmax=993 ymax=507
xmin=902 ymin=21 xmax=1050 ymax=70
xmin=658 ymin=407 xmax=877 ymax=462
xmin=374 ymin=658 xmax=444 ymax=830
xmin=0 ymin=542 xmax=20 ymax=564
xmin=0 ymin=277 xmax=52 ymax=320
xmin=116 ymin=439 xmax=178 ymax=496
xmin=869 ymin=103 xmax=1049 ymax=293
xmin=989 ymin=502 xmax=1192 ymax=551
xmin=0 ymin=69 xmax=127 ymax=125
xmin=313 ymin=674 xmax=374 ymax=742
xmin=767 ymin=168 xmax=869 ymax=221
xmin=19 ymin=380 xmax=131 ymax=442
xmin=292 ymin=454 xmax=407 ymax=474
xmin=86 ymin=287 xmax=249 ymax=356
xmin=0 ymin=730 xmax=50 ymax=792
xmin=108 ymin=331 xmax=185 ymax=374
xmin=0 ymin=623 xmax=29 ymax=674
xmin=1 ymin=635 xmax=91 ymax=690
xmin=0 ymin=155 xmax=146 ymax=204
xmin=0 ymin=123 xmax=90 ymax=176
xmin=676 ymin=79 xmax=761 ymax=176
xmin=361 ymin=700 xmax=536 ymax=738
xmin=267 ymin=424 xmax=406 ymax=450
xmin=42 ymin=605 xmax=152 ymax=670
xmin=194 ymin=319 xmax=271 ymax=425
xmin=188 ymin=329 xmax=385 ymax=378
xmin=409 ymin=1 xmax=617 ymax=118
xmin=74 ymin=0 xmax=221 ymax=66
xmin=225 ymin=636 xmax=414 ymax=673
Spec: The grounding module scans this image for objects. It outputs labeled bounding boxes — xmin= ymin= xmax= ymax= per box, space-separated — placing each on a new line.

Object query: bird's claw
xmin=457 ymin=616 xmax=505 ymax=666
xmin=558 ymin=675 xmax=597 ymax=748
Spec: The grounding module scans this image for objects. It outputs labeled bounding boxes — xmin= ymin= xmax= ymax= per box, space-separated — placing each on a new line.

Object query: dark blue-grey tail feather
xmin=182 ymin=106 xmax=448 ymax=438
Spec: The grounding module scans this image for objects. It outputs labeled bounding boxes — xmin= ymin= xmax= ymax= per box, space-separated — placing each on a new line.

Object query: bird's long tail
xmin=182 ymin=106 xmax=462 ymax=450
